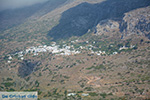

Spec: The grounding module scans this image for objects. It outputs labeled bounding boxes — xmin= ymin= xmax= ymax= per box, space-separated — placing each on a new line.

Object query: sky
xmin=0 ymin=0 xmax=49 ymax=11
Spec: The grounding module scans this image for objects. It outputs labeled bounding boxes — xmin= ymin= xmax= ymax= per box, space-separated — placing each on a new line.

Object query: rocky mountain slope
xmin=48 ymin=0 xmax=150 ymax=40
xmin=0 ymin=0 xmax=68 ymax=31
xmin=95 ymin=6 xmax=150 ymax=39
xmin=121 ymin=6 xmax=150 ymax=39
xmin=0 ymin=0 xmax=150 ymax=100
xmin=0 ymin=0 xmax=105 ymax=55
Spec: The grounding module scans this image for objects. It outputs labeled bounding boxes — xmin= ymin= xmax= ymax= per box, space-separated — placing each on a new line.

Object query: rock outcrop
xmin=95 ymin=19 xmax=120 ymax=36
xmin=18 ymin=60 xmax=41 ymax=78
xmin=121 ymin=6 xmax=150 ymax=39
xmin=48 ymin=0 xmax=150 ymax=40
xmin=95 ymin=6 xmax=150 ymax=39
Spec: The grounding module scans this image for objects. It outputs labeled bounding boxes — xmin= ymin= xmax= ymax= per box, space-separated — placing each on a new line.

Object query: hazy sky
xmin=0 ymin=0 xmax=49 ymax=11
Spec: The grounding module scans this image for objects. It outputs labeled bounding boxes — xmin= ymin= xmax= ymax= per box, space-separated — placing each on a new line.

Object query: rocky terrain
xmin=0 ymin=0 xmax=150 ymax=100
xmin=121 ymin=6 xmax=150 ymax=39
xmin=0 ymin=0 xmax=68 ymax=31
xmin=95 ymin=6 xmax=150 ymax=39
xmin=48 ymin=0 xmax=150 ymax=39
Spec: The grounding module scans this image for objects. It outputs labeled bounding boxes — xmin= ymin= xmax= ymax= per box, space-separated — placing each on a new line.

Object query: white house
xmin=21 ymin=57 xmax=24 ymax=60
xmin=113 ymin=52 xmax=118 ymax=55
xmin=67 ymin=93 xmax=76 ymax=96
xmin=82 ymin=93 xmax=89 ymax=96
xmin=8 ymin=61 xmax=11 ymax=63
xmin=8 ymin=56 xmax=12 ymax=60
xmin=119 ymin=46 xmax=128 ymax=50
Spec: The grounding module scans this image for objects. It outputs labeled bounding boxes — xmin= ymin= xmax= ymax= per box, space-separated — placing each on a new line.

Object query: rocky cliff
xmin=48 ymin=0 xmax=150 ymax=40
xmin=121 ymin=6 xmax=150 ymax=39
xmin=95 ymin=6 xmax=150 ymax=39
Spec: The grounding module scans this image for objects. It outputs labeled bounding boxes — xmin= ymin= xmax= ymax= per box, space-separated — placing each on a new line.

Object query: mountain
xmin=0 ymin=0 xmax=150 ymax=100
xmin=95 ymin=6 xmax=150 ymax=39
xmin=0 ymin=0 xmax=105 ymax=55
xmin=48 ymin=0 xmax=150 ymax=40
xmin=0 ymin=0 xmax=68 ymax=31
xmin=120 ymin=6 xmax=150 ymax=39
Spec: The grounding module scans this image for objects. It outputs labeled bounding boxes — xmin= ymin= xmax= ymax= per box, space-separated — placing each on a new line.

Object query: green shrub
xmin=6 ymin=78 xmax=13 ymax=81
xmin=2 ymin=82 xmax=14 ymax=87
xmin=100 ymin=93 xmax=107 ymax=98
xmin=89 ymin=92 xmax=98 ymax=96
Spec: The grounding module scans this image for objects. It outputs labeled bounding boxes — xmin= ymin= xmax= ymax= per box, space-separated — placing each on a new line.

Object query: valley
xmin=0 ymin=0 xmax=150 ymax=100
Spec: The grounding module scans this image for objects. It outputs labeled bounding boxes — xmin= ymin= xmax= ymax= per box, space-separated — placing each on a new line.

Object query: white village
xmin=6 ymin=41 xmax=135 ymax=63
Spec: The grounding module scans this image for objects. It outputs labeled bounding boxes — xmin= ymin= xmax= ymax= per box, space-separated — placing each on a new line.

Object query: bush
xmin=84 ymin=87 xmax=93 ymax=91
xmin=95 ymin=64 xmax=105 ymax=70
xmin=35 ymin=80 xmax=40 ymax=87
xmin=9 ymin=88 xmax=15 ymax=91
xmin=89 ymin=92 xmax=98 ymax=96
xmin=2 ymin=82 xmax=14 ymax=87
xmin=77 ymin=91 xmax=83 ymax=93
xmin=86 ymin=64 xmax=105 ymax=70
xmin=100 ymin=93 xmax=107 ymax=98
xmin=6 ymin=78 xmax=13 ymax=81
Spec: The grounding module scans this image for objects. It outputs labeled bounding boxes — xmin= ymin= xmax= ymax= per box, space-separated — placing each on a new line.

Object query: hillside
xmin=0 ymin=0 xmax=150 ymax=100
xmin=48 ymin=0 xmax=150 ymax=39
xmin=0 ymin=0 xmax=68 ymax=31
xmin=0 ymin=0 xmax=105 ymax=55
